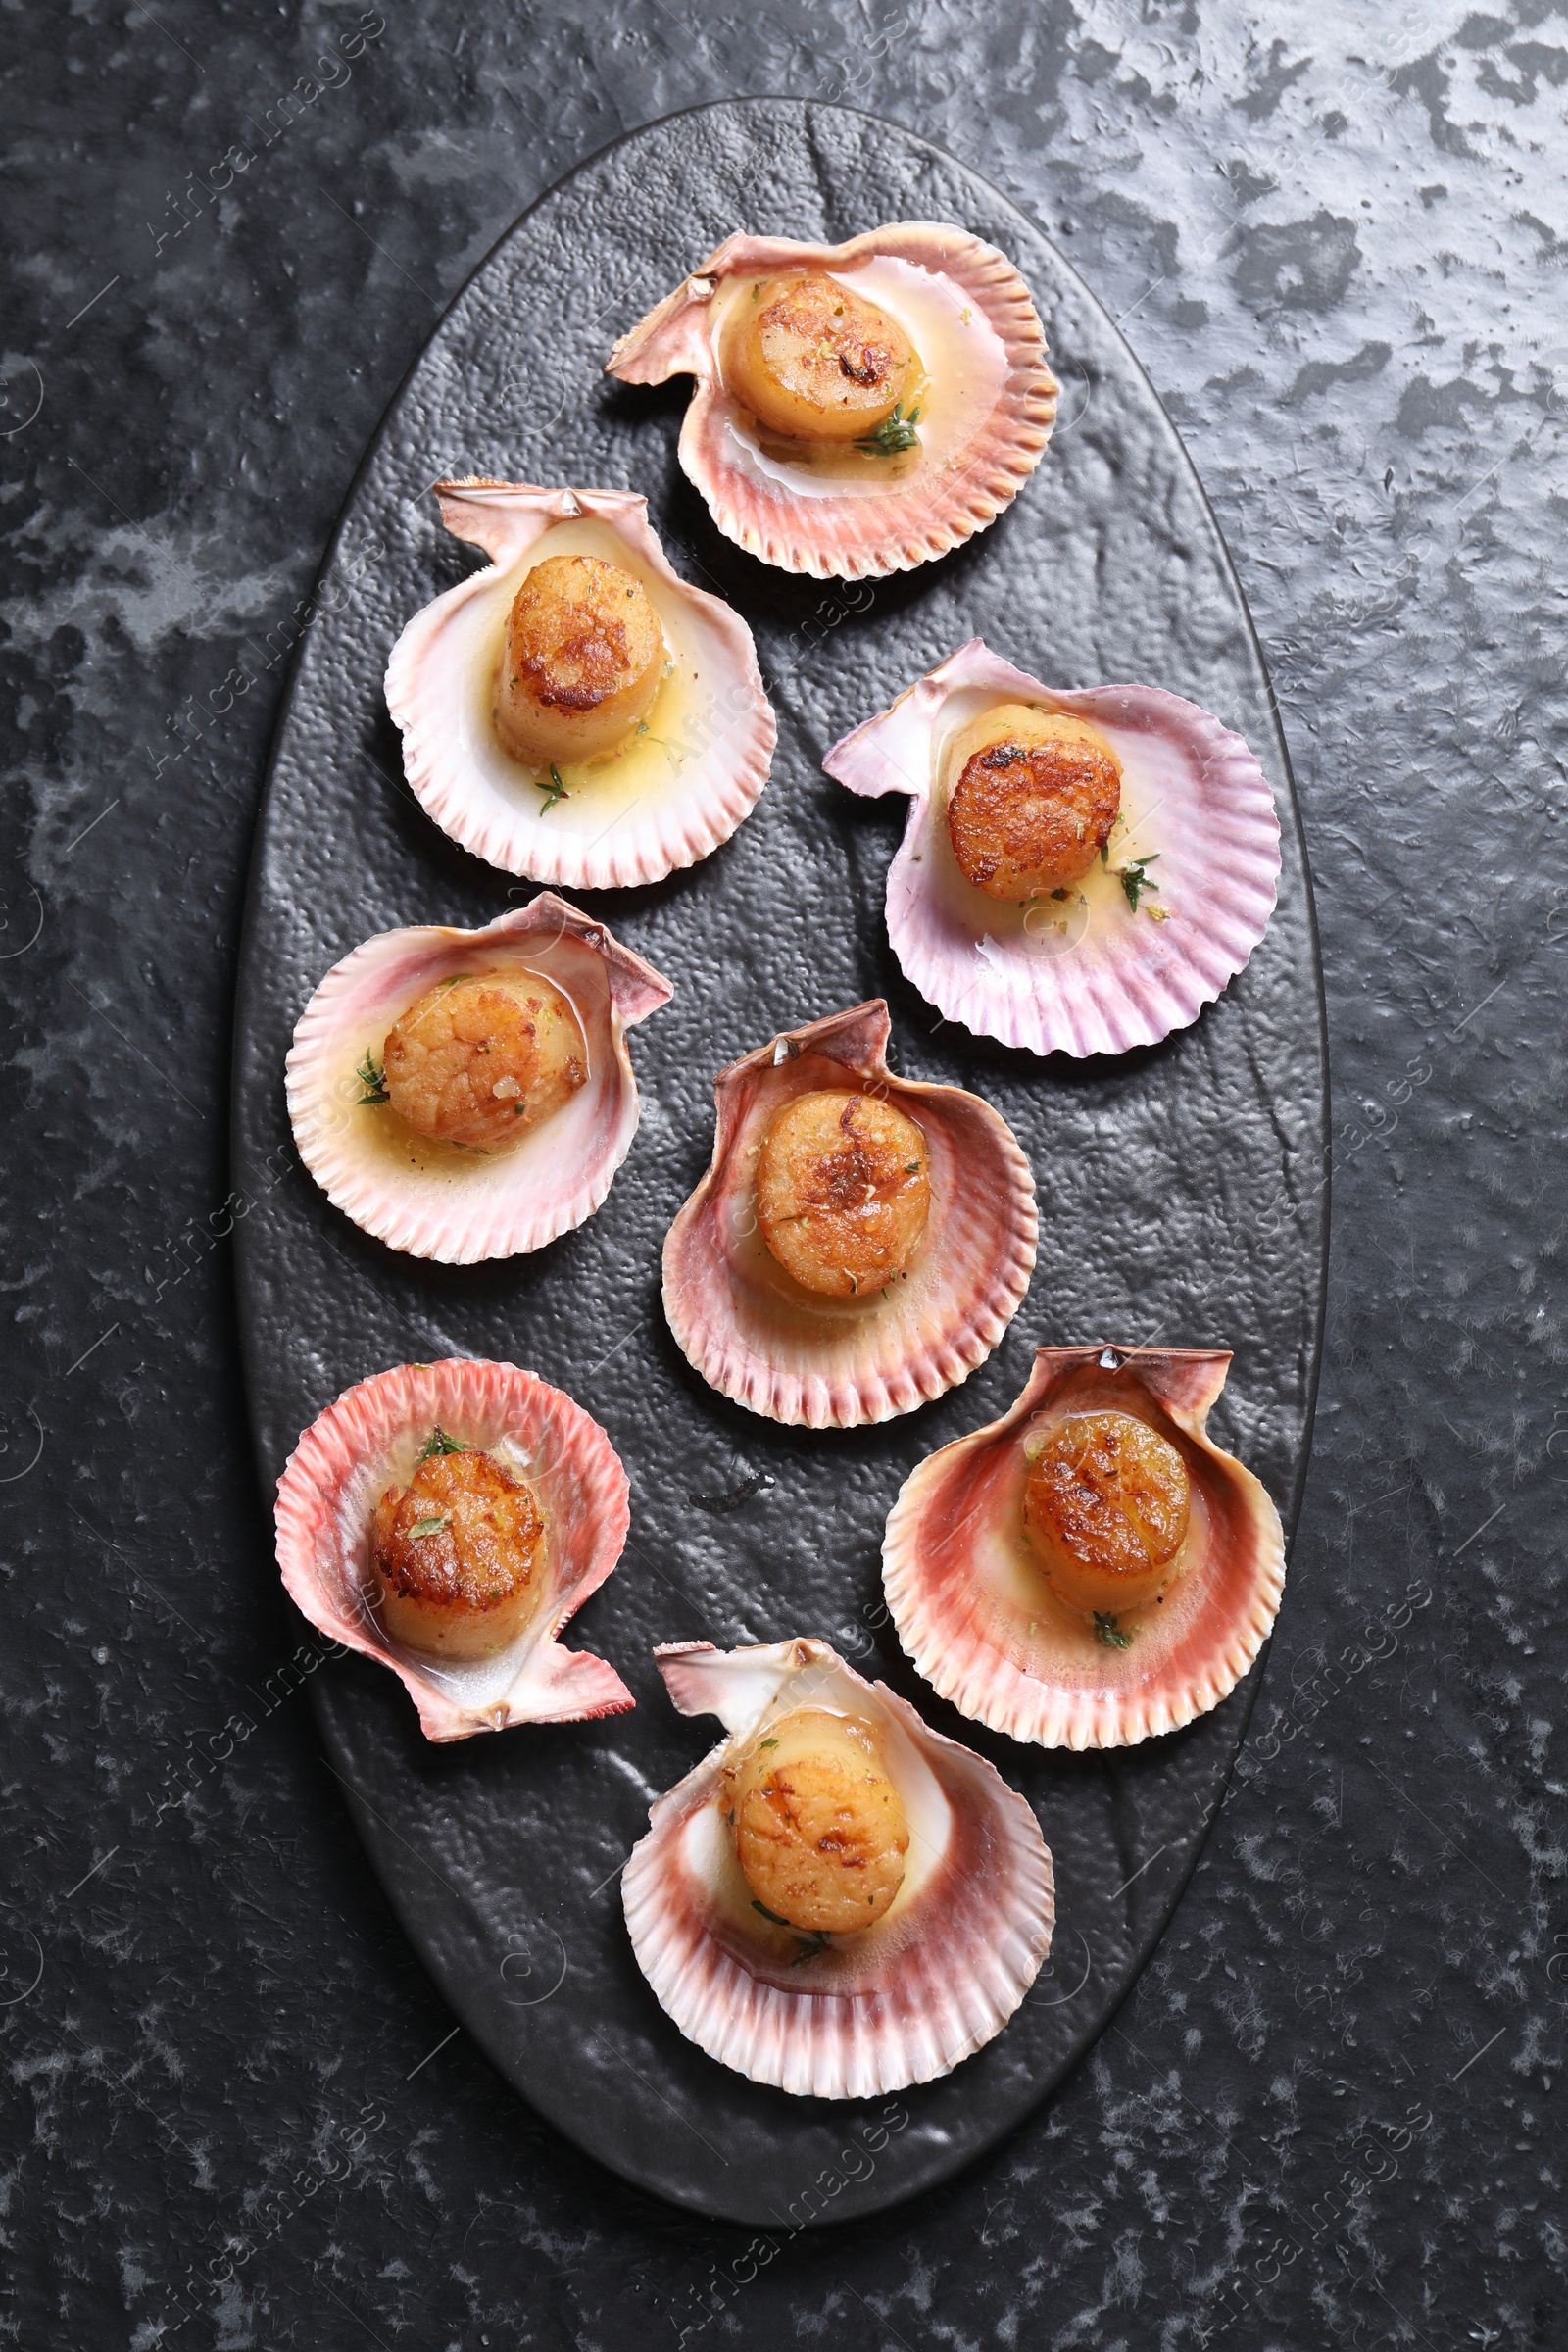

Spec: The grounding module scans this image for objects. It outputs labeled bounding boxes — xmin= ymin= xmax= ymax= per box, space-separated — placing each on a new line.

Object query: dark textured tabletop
xmin=4 ymin=6 xmax=1564 ymax=2347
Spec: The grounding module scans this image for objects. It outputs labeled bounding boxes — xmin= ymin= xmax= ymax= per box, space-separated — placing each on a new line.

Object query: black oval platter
xmin=231 ymin=98 xmax=1328 ymax=2224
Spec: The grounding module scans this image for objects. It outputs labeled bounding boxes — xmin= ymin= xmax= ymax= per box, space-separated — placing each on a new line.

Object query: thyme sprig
xmin=416 ymin=1425 xmax=467 ymax=1465
xmin=856 ymin=401 xmax=921 ymax=455
xmin=355 ymin=1050 xmax=390 ymax=1105
xmin=1118 ymin=854 xmax=1160 ymax=914
xmin=1094 ymin=1611 xmax=1134 ymax=1651
xmin=751 ymin=1897 xmax=831 ymax=1963
xmin=537 ymin=762 xmax=569 ymax=813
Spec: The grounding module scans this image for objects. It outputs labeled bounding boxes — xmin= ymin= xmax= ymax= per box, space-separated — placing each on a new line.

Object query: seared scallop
xmin=722 ymin=1706 xmax=910 ymax=1932
xmin=372 ymin=1441 xmax=546 ymax=1660
xmin=382 ymin=973 xmax=587 ymax=1150
xmin=723 ymin=271 xmax=920 ymax=443
xmin=946 ymin=705 xmax=1121 ymax=902
xmin=754 ymin=1090 xmax=930 ymax=1299
xmin=493 ymin=552 xmax=664 ymax=766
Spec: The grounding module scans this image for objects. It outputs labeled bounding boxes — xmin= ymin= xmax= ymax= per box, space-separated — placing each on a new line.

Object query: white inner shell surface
xmin=711 ymin=256 xmax=1008 ymax=499
xmin=675 ymin=1651 xmax=956 ymax=1993
xmin=421 ymin=515 xmax=750 ymax=859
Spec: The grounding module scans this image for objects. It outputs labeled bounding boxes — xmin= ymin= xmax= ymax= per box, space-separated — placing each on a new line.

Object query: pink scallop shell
xmin=274 ymin=1358 xmax=633 ymax=1742
xmin=823 ymin=639 xmax=1282 ymax=1057
xmin=384 ymin=481 xmax=775 ymax=886
xmin=882 ymin=1346 xmax=1287 ymax=1750
xmin=285 ymin=893 xmax=671 ymax=1265
xmin=606 ymin=225 xmax=1057 ymax=580
xmin=621 ymin=1638 xmax=1054 ymax=2097
xmin=662 ymin=1001 xmax=1037 ymax=1429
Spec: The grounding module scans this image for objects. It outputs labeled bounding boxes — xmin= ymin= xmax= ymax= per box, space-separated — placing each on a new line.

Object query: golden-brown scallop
xmin=1022 ymin=1410 xmax=1191 ymax=1617
xmin=721 ymin=1707 xmax=910 ymax=1934
xmin=371 ymin=1441 xmax=546 ymax=1660
xmin=755 ymin=1089 xmax=930 ymax=1299
xmin=382 ymin=972 xmax=586 ymax=1151
xmin=946 ymin=704 xmax=1122 ymax=903
xmin=493 ymin=552 xmax=664 ymax=765
xmin=725 ymin=273 xmax=920 ymax=444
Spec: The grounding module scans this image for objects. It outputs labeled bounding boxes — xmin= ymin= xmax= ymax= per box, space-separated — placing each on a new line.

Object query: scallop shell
xmin=823 ymin=639 xmax=1282 ymax=1057
xmin=274 ymin=1358 xmax=633 ymax=1741
xmin=882 ymin=1346 xmax=1287 ymax=1750
xmin=384 ymin=481 xmax=775 ymax=887
xmin=622 ymin=1638 xmax=1054 ymax=2097
xmin=607 ymin=225 xmax=1057 ymax=580
xmin=662 ymin=1001 xmax=1037 ymax=1428
xmin=285 ymin=893 xmax=671 ymax=1265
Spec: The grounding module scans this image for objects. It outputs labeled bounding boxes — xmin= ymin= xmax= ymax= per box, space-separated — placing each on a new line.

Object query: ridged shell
xmin=384 ymin=481 xmax=775 ymax=886
xmin=662 ymin=1001 xmax=1037 ymax=1428
xmin=622 ymin=1639 xmax=1054 ymax=2098
xmin=285 ymin=893 xmax=671 ymax=1265
xmin=606 ymin=225 xmax=1057 ymax=580
xmin=274 ymin=1358 xmax=633 ymax=1742
xmin=824 ymin=639 xmax=1282 ymax=1057
xmin=882 ymin=1347 xmax=1287 ymax=1749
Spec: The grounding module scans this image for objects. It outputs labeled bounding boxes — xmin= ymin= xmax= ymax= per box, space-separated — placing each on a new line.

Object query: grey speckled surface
xmin=2 ymin=4 xmax=1565 ymax=2346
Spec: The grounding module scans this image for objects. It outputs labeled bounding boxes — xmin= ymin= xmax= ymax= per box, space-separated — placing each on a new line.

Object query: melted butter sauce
xmin=710 ymin=255 xmax=1008 ymax=500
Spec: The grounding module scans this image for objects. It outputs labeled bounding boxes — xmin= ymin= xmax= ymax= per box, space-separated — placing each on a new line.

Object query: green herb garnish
xmin=759 ymin=1737 xmax=779 ymax=1750
xmin=751 ymin=1895 xmax=830 ymax=1961
xmin=856 ymin=401 xmax=921 ymax=455
xmin=1094 ymin=1611 xmax=1134 ymax=1650
xmin=416 ymin=1426 xmax=467 ymax=1465
xmin=355 ymin=1050 xmax=390 ymax=1105
xmin=1118 ymin=855 xmax=1160 ymax=914
xmin=537 ymin=762 xmax=569 ymax=813
xmin=407 ymin=1512 xmax=451 ymax=1541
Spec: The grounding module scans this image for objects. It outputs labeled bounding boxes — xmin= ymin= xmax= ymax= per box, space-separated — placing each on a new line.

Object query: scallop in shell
xmin=384 ymin=481 xmax=775 ymax=887
xmin=606 ymin=225 xmax=1057 ymax=580
xmin=285 ymin=893 xmax=671 ymax=1265
xmin=662 ymin=1001 xmax=1037 ymax=1429
xmin=824 ymin=639 xmax=1281 ymax=1057
xmin=621 ymin=1638 xmax=1054 ymax=2097
xmin=882 ymin=1346 xmax=1287 ymax=1750
xmin=274 ymin=1358 xmax=633 ymax=1741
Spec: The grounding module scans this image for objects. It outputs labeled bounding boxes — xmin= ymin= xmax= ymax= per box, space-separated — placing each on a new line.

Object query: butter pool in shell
xmin=384 ymin=481 xmax=775 ymax=887
xmin=285 ymin=894 xmax=671 ymax=1264
xmin=661 ymin=1001 xmax=1037 ymax=1429
xmin=621 ymin=1639 xmax=1054 ymax=2099
xmin=606 ymin=225 xmax=1057 ymax=580
xmin=882 ymin=1347 xmax=1287 ymax=1750
xmin=274 ymin=1358 xmax=633 ymax=1742
xmin=824 ymin=639 xmax=1281 ymax=1057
